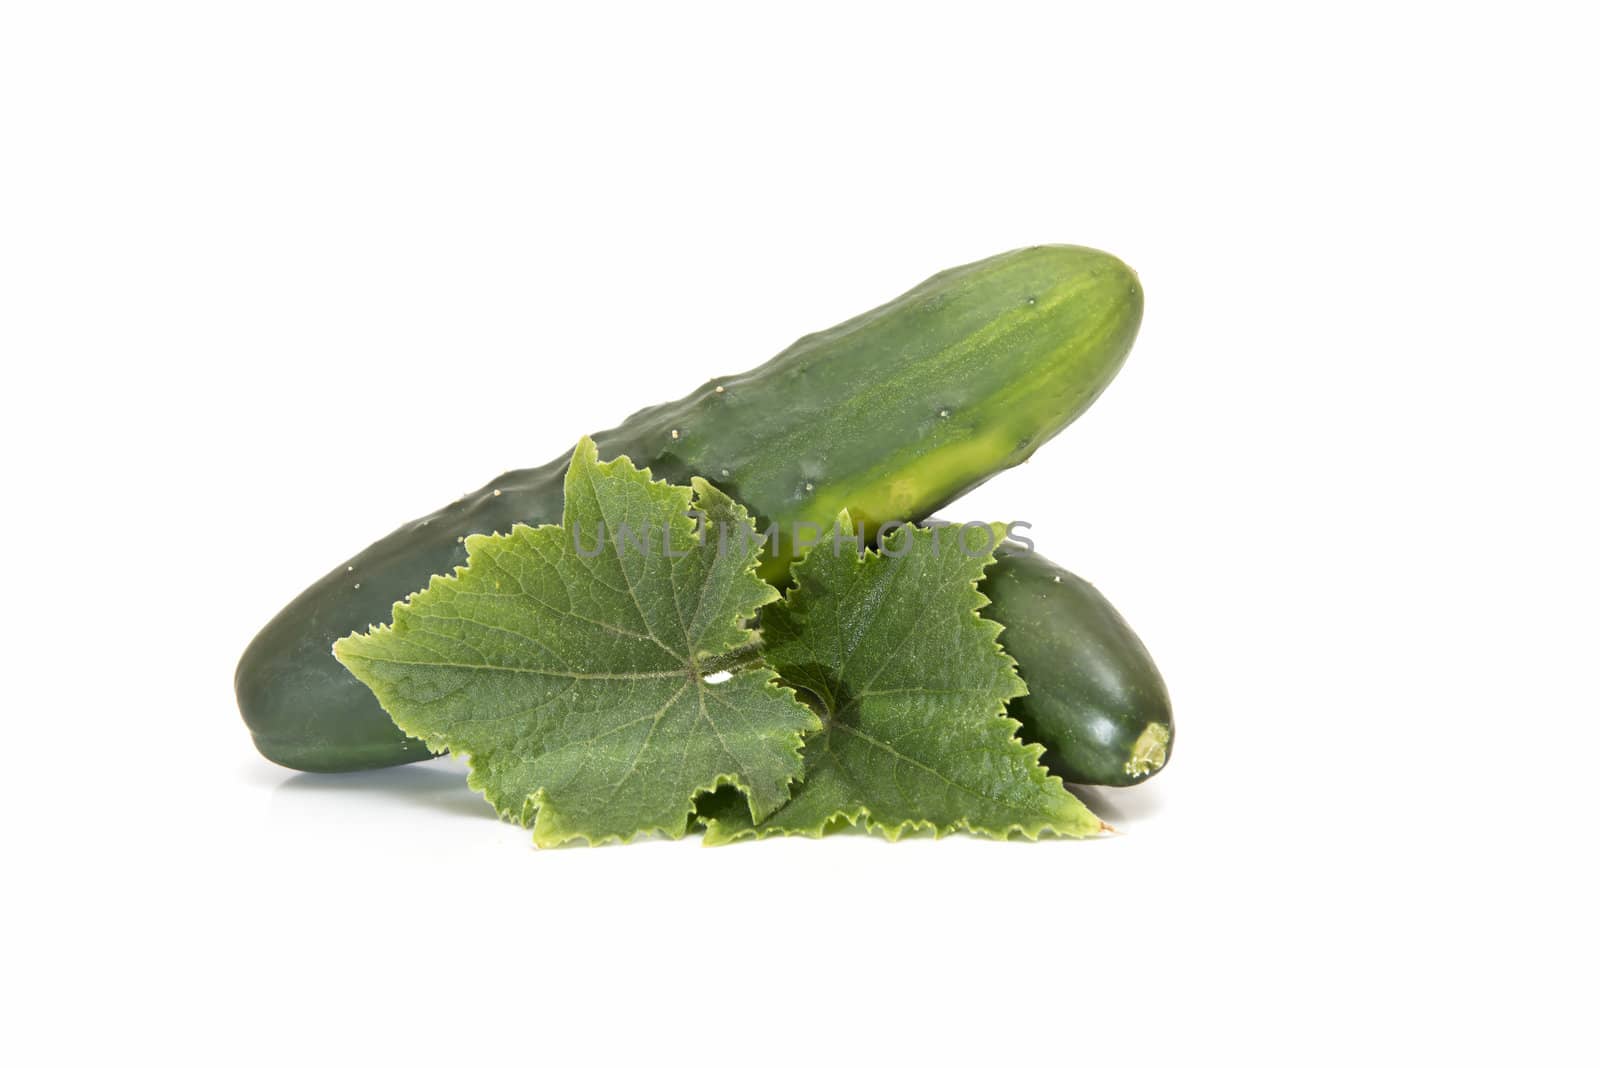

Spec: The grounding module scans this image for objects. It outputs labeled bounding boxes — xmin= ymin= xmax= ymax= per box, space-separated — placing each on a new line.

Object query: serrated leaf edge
xmin=698 ymin=514 xmax=1106 ymax=845
xmin=333 ymin=439 xmax=815 ymax=847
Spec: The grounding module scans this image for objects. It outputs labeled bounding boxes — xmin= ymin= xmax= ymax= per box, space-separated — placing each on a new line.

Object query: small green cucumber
xmin=237 ymin=245 xmax=1144 ymax=771
xmin=982 ymin=543 xmax=1173 ymax=786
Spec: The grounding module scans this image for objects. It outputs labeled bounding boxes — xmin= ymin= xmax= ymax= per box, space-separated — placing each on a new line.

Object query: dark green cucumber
xmin=238 ymin=244 xmax=1143 ymax=772
xmin=983 ymin=543 xmax=1172 ymax=786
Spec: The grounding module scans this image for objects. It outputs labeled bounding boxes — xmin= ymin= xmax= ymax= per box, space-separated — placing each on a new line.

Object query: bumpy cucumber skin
xmin=237 ymin=245 xmax=1143 ymax=772
xmin=983 ymin=544 xmax=1172 ymax=786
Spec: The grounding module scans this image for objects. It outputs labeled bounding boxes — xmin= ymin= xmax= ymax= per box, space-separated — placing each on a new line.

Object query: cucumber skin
xmin=983 ymin=544 xmax=1173 ymax=787
xmin=237 ymin=245 xmax=1143 ymax=772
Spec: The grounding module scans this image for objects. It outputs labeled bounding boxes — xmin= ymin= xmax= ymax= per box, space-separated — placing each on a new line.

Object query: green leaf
xmin=334 ymin=437 xmax=820 ymax=847
xmin=701 ymin=519 xmax=1105 ymax=843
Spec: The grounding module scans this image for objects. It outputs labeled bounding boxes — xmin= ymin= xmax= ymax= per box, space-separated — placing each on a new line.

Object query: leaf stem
xmin=697 ymin=641 xmax=765 ymax=676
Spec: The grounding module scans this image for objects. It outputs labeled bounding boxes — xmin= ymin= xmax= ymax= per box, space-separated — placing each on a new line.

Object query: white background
xmin=4 ymin=3 xmax=1596 ymax=1064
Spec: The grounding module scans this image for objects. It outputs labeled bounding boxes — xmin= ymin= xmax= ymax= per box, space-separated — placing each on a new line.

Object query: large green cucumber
xmin=983 ymin=544 xmax=1173 ymax=786
xmin=237 ymin=244 xmax=1143 ymax=772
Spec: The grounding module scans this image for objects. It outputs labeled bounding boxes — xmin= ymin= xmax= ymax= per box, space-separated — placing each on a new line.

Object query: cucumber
xmin=238 ymin=244 xmax=1144 ymax=772
xmin=983 ymin=544 xmax=1172 ymax=786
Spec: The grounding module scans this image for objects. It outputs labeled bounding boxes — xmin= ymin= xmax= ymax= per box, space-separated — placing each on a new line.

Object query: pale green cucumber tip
xmin=1124 ymin=722 xmax=1171 ymax=779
